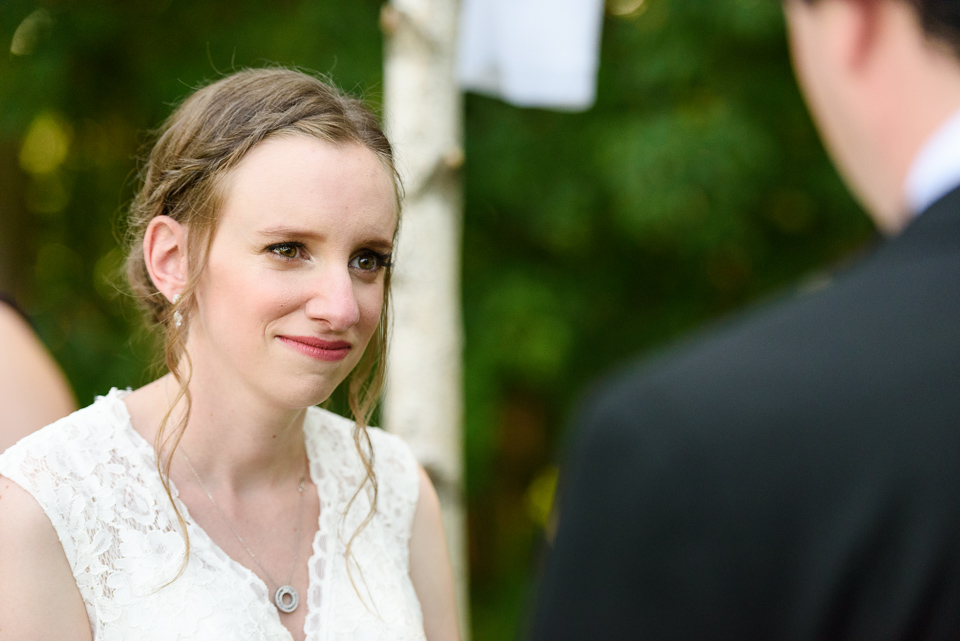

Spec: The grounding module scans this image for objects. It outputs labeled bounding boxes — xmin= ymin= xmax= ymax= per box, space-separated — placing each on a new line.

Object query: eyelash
xmin=351 ymin=250 xmax=393 ymax=273
xmin=265 ymin=243 xmax=393 ymax=272
xmin=266 ymin=242 xmax=305 ymax=261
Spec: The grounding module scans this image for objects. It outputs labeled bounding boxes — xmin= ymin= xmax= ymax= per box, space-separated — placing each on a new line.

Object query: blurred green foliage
xmin=0 ymin=0 xmax=872 ymax=637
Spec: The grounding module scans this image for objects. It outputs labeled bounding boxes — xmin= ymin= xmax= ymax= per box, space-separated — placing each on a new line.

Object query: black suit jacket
xmin=532 ymin=186 xmax=960 ymax=640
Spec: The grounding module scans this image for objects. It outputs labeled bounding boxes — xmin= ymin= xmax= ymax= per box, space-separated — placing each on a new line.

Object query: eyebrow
xmin=257 ymin=226 xmax=394 ymax=251
xmin=257 ymin=226 xmax=323 ymax=240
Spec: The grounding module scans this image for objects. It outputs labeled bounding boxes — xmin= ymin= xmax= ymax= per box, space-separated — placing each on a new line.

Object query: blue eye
xmin=350 ymin=251 xmax=392 ymax=273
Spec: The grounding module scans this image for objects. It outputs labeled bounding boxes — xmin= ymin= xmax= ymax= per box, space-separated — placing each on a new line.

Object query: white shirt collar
xmin=904 ymin=107 xmax=960 ymax=216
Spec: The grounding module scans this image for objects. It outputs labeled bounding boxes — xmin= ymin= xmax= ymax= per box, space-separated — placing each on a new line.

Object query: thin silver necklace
xmin=162 ymin=377 xmax=308 ymax=613
xmin=181 ymin=451 xmax=307 ymax=613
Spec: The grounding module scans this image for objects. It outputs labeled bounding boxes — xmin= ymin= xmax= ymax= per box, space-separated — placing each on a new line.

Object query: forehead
xmin=216 ymin=135 xmax=398 ymax=240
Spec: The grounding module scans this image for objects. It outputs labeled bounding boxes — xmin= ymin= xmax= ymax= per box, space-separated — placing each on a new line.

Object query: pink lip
xmin=278 ymin=335 xmax=352 ymax=362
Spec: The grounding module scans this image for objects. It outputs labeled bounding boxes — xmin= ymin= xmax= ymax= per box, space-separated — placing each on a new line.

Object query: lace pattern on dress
xmin=0 ymin=389 xmax=425 ymax=641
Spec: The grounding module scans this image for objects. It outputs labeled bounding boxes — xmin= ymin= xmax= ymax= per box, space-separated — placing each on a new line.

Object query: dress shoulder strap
xmin=0 ymin=395 xmax=131 ymax=568
xmin=304 ymin=408 xmax=421 ymax=553
xmin=0 ymin=390 xmax=183 ymax=633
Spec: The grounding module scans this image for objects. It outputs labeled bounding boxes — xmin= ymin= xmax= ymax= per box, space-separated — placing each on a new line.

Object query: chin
xmin=266 ymin=375 xmax=344 ymax=411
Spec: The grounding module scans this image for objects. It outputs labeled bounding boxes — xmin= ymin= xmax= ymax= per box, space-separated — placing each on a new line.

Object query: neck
xmin=155 ymin=372 xmax=309 ymax=494
xmin=860 ymin=8 xmax=960 ymax=233
xmin=880 ymin=88 xmax=960 ymax=234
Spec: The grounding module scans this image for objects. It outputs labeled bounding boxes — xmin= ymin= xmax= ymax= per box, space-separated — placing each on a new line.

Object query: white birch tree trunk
xmin=381 ymin=0 xmax=469 ymax=637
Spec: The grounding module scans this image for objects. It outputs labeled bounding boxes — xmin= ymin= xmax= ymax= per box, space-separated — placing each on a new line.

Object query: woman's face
xmin=185 ymin=135 xmax=397 ymax=410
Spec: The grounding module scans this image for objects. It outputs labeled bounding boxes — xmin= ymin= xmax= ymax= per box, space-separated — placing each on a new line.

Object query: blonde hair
xmin=124 ymin=67 xmax=399 ymax=576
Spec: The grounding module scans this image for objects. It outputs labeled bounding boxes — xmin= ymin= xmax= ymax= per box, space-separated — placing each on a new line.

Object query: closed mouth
xmin=278 ymin=335 xmax=352 ymax=362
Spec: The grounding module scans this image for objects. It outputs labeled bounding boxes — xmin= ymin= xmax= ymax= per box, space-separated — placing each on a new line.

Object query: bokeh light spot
xmin=10 ymin=9 xmax=52 ymax=56
xmin=19 ymin=112 xmax=73 ymax=175
xmin=525 ymin=466 xmax=558 ymax=529
xmin=607 ymin=0 xmax=647 ymax=19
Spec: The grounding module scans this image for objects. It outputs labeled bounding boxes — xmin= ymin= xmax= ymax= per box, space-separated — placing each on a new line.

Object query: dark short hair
xmin=909 ymin=0 xmax=960 ymax=56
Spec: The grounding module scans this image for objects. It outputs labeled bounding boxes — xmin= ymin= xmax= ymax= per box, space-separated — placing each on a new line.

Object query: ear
xmin=844 ymin=0 xmax=884 ymax=73
xmin=143 ymin=215 xmax=188 ymax=302
xmin=787 ymin=0 xmax=880 ymax=73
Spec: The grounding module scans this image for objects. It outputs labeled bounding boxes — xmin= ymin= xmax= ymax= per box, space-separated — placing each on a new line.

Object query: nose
xmin=303 ymin=265 xmax=360 ymax=331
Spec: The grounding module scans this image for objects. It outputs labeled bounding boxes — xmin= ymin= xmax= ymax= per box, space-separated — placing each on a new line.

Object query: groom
xmin=533 ymin=0 xmax=960 ymax=638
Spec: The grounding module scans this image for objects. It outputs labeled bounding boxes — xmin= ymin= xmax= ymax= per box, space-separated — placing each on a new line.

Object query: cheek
xmin=198 ymin=262 xmax=296 ymax=325
xmin=788 ymin=22 xmax=820 ymax=109
xmin=356 ymin=283 xmax=386 ymax=331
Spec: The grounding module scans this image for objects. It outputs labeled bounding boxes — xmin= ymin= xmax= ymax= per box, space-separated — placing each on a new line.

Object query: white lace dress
xmin=0 ymin=388 xmax=426 ymax=641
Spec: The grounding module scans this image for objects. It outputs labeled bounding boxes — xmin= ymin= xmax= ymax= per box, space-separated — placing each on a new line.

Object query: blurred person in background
xmin=0 ymin=69 xmax=458 ymax=641
xmin=0 ymin=294 xmax=75 ymax=451
xmin=533 ymin=0 xmax=960 ymax=638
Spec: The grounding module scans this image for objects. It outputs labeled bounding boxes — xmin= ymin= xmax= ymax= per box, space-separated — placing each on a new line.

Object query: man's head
xmin=784 ymin=0 xmax=960 ymax=233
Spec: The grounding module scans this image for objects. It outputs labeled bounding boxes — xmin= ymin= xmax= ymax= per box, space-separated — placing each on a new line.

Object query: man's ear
xmin=790 ymin=0 xmax=881 ymax=72
xmin=836 ymin=0 xmax=886 ymax=73
xmin=143 ymin=215 xmax=188 ymax=301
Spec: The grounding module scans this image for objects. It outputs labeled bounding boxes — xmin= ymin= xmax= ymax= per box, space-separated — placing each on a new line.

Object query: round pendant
xmin=275 ymin=585 xmax=299 ymax=613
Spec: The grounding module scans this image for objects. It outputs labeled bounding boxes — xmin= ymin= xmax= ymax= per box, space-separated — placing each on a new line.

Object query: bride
xmin=0 ymin=68 xmax=458 ymax=641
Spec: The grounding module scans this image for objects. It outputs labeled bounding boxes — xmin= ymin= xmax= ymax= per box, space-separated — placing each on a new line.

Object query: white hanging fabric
xmin=456 ymin=0 xmax=606 ymax=112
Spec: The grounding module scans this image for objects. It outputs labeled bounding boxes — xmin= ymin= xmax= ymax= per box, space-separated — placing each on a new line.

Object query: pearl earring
xmin=172 ymin=294 xmax=183 ymax=328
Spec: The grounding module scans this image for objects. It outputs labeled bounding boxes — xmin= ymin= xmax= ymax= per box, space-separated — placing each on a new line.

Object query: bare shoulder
xmin=409 ymin=466 xmax=460 ymax=641
xmin=412 ymin=466 xmax=442 ymax=525
xmin=0 ymin=303 xmax=76 ymax=450
xmin=0 ymin=476 xmax=91 ymax=641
